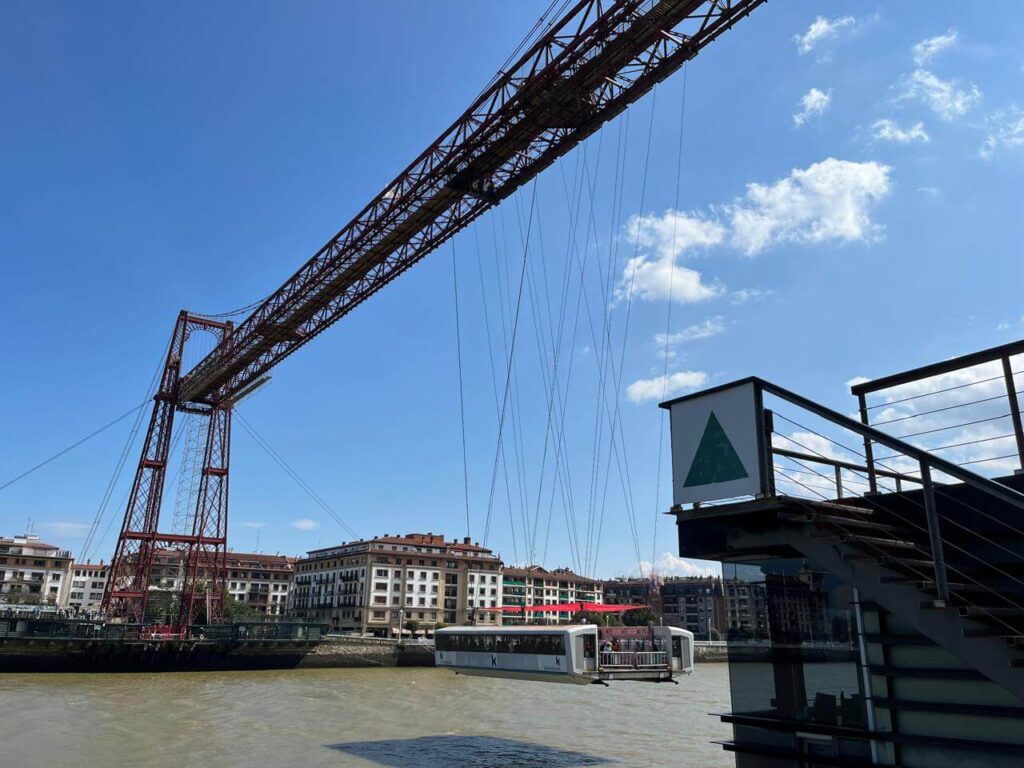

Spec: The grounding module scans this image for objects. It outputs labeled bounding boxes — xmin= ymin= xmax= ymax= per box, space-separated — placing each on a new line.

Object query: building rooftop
xmin=0 ymin=534 xmax=72 ymax=558
xmin=504 ymin=565 xmax=599 ymax=584
xmin=305 ymin=532 xmax=499 ymax=560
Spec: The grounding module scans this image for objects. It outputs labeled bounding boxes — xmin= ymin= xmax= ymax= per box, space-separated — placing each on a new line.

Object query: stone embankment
xmin=297 ymin=635 xmax=435 ymax=668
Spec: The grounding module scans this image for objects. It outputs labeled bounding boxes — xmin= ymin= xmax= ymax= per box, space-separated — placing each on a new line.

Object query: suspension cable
xmin=483 ymin=178 xmax=540 ymax=546
xmin=653 ymin=66 xmax=689 ymax=572
xmin=0 ymin=401 xmax=150 ymax=493
xmin=234 ymin=410 xmax=359 ymax=539
xmin=451 ymin=239 xmax=472 ymax=539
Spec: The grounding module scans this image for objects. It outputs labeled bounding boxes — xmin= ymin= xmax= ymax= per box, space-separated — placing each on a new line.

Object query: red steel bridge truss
xmin=104 ymin=0 xmax=766 ymax=625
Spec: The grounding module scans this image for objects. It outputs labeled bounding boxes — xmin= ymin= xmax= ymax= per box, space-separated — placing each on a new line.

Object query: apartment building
xmin=137 ymin=548 xmax=294 ymax=617
xmin=288 ymin=532 xmax=503 ymax=637
xmin=601 ymin=576 xmax=659 ymax=609
xmin=226 ymin=553 xmax=295 ymax=616
xmin=660 ymin=577 xmax=726 ymax=640
xmin=0 ymin=534 xmax=73 ymax=605
xmin=63 ymin=561 xmax=108 ymax=612
xmin=502 ymin=565 xmax=602 ymax=625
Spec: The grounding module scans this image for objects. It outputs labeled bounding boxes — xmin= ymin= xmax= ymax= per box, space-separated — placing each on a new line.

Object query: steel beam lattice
xmin=177 ymin=0 xmax=765 ymax=407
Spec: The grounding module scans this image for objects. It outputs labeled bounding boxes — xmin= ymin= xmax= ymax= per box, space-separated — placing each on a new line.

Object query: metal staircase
xmin=661 ymin=341 xmax=1024 ymax=766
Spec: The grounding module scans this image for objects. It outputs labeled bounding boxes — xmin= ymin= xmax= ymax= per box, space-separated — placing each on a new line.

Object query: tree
xmin=622 ymin=607 xmax=656 ymax=627
xmin=222 ymin=592 xmax=265 ymax=623
xmin=572 ymin=610 xmax=623 ymax=627
xmin=403 ymin=618 xmax=420 ymax=635
xmin=433 ymin=621 xmax=447 ymax=631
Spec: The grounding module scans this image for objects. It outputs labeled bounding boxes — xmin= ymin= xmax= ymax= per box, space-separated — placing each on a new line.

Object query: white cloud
xmin=656 ymin=316 xmax=726 ymax=348
xmin=731 ymin=288 xmax=773 ymax=305
xmin=616 ymin=160 xmax=893 ymax=303
xmin=43 ymin=521 xmax=89 ymax=538
xmin=626 ymin=371 xmax=708 ymax=403
xmin=615 ymin=210 xmax=726 ymax=304
xmin=728 ymin=158 xmax=893 ymax=256
xmin=239 ymin=521 xmax=266 ymax=529
xmin=912 ymin=30 xmax=958 ymax=67
xmin=897 ymin=69 xmax=981 ymax=121
xmin=845 ymin=375 xmax=871 ymax=388
xmin=793 ymin=88 xmax=832 ymax=127
xmin=980 ymin=106 xmax=1024 ymax=159
xmin=917 ymin=186 xmax=940 ymax=197
xmin=866 ymin=361 xmax=1023 ymax=480
xmin=871 ymin=118 xmax=930 ymax=144
xmin=793 ymin=16 xmax=856 ymax=56
xmin=638 ymin=552 xmax=719 ymax=578
xmin=292 ymin=518 xmax=319 ymax=531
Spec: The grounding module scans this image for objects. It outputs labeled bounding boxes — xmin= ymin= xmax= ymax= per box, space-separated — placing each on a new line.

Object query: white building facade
xmin=0 ymin=534 xmax=73 ymax=606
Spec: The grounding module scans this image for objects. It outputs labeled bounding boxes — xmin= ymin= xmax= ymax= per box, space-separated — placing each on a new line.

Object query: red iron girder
xmin=176 ymin=0 xmax=765 ymax=407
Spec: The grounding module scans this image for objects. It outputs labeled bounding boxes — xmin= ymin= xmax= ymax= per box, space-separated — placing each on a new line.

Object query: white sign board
xmin=667 ymin=380 xmax=764 ymax=505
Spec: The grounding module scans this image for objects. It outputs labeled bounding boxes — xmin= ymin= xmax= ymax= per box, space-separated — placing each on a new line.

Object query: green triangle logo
xmin=684 ymin=411 xmax=749 ymax=487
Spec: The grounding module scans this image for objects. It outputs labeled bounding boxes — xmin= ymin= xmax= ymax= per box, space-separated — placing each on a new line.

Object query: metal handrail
xmin=599 ymin=650 xmax=669 ymax=669
xmin=851 ymin=341 xmax=1024 ymax=481
xmin=755 ymin=377 xmax=1024 ymax=604
xmin=759 ymin=379 xmax=1024 ymax=512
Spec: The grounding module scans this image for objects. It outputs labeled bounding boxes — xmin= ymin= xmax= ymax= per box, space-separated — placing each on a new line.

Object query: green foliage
xmin=622 ymin=607 xmax=656 ymax=627
xmin=433 ymin=621 xmax=447 ymax=631
xmin=709 ymin=627 xmax=721 ymax=641
xmin=222 ymin=592 xmax=265 ymax=623
xmin=572 ymin=610 xmax=623 ymax=627
xmin=403 ymin=618 xmax=420 ymax=635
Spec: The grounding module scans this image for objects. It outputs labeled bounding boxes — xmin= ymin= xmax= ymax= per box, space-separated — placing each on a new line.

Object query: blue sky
xmin=2 ymin=2 xmax=1022 ymax=579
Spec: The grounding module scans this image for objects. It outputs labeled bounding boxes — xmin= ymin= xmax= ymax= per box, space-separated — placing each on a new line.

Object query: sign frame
xmin=660 ymin=378 xmax=770 ymax=506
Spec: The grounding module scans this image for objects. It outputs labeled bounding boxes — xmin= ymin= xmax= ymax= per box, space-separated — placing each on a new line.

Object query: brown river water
xmin=0 ymin=664 xmax=733 ymax=768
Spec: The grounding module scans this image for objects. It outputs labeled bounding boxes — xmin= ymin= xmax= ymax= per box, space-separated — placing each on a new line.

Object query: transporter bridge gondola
xmin=435 ymin=624 xmax=694 ymax=685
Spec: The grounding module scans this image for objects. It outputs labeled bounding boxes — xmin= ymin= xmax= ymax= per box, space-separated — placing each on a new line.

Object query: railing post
xmin=1002 ymin=355 xmax=1024 ymax=474
xmin=834 ymin=465 xmax=843 ymax=499
xmin=858 ymin=392 xmax=878 ymax=494
xmin=919 ymin=463 xmax=950 ymax=606
xmin=762 ymin=407 xmax=776 ymax=498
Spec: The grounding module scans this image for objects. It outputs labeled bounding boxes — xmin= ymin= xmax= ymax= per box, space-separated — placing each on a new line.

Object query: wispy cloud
xmin=912 ymin=30 xmax=958 ymax=67
xmin=656 ymin=316 xmax=726 ymax=349
xmin=871 ymin=118 xmax=930 ymax=144
xmin=896 ymin=69 xmax=981 ymax=121
xmin=980 ymin=106 xmax=1024 ymax=159
xmin=793 ymin=16 xmax=856 ymax=57
xmin=43 ymin=521 xmax=89 ymax=538
xmin=731 ymin=288 xmax=773 ymax=305
xmin=239 ymin=521 xmax=266 ymax=529
xmin=626 ymin=371 xmax=708 ymax=404
xmin=793 ymin=87 xmax=831 ymax=127
xmin=292 ymin=518 xmax=319 ymax=531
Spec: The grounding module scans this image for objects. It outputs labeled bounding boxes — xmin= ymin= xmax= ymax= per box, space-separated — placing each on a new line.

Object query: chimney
xmin=463 ymin=536 xmax=471 ymax=545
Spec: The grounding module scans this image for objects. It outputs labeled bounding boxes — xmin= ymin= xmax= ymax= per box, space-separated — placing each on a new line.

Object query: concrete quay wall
xmin=297 ymin=636 xmax=435 ymax=669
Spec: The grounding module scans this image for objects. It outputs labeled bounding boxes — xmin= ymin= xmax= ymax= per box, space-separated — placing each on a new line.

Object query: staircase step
xmin=841 ymin=533 xmax=918 ymax=551
xmin=814 ymin=514 xmax=902 ymax=533
xmin=959 ymin=605 xmax=1024 ymax=618
xmin=875 ymin=556 xmax=937 ymax=572
xmin=963 ymin=628 xmax=1024 ymax=639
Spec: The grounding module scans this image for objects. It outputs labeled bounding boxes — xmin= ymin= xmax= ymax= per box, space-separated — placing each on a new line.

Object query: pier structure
xmin=663 ymin=340 xmax=1024 ymax=766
